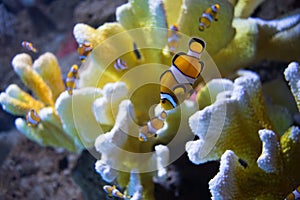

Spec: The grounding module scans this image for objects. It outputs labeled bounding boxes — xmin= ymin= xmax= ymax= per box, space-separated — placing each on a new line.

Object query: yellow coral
xmin=0 ymin=53 xmax=78 ymax=152
xmin=12 ymin=53 xmax=54 ymax=106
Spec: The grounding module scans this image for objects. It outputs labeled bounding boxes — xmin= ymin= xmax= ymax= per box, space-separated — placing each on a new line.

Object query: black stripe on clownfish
xmin=199 ymin=4 xmax=220 ymax=31
xmin=160 ymin=37 xmax=205 ymax=111
xmin=26 ymin=109 xmax=41 ymax=127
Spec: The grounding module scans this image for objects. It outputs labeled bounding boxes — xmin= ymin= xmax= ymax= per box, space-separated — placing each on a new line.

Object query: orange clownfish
xmin=77 ymin=42 xmax=93 ymax=62
xmin=160 ymin=37 xmax=205 ymax=111
xmin=199 ymin=4 xmax=220 ymax=31
xmin=66 ymin=64 xmax=79 ymax=95
xmin=168 ymin=24 xmax=180 ymax=54
xmin=21 ymin=41 xmax=37 ymax=53
xmin=139 ymin=111 xmax=168 ymax=142
xmin=114 ymin=58 xmax=128 ymax=71
xmin=26 ymin=109 xmax=41 ymax=127
xmin=103 ymin=185 xmax=132 ymax=199
xmin=285 ymin=186 xmax=300 ymax=200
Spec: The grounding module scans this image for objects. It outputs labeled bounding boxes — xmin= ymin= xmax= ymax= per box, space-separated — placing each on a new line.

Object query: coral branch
xmin=257 ymin=129 xmax=282 ymax=173
xmin=55 ymin=87 xmax=103 ymax=149
xmin=234 ymin=0 xmax=265 ymax=18
xmin=284 ymin=62 xmax=300 ymax=111
xmin=32 ymin=52 xmax=65 ymax=100
xmin=12 ymin=53 xmax=54 ymax=106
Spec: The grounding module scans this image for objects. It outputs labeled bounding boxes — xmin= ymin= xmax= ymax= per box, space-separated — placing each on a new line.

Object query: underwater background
xmin=0 ymin=0 xmax=300 ymax=199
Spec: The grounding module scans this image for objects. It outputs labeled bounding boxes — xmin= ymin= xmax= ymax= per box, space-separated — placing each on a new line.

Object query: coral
xmin=284 ymin=62 xmax=300 ymax=111
xmin=93 ymin=82 xmax=197 ymax=199
xmin=209 ymin=127 xmax=300 ymax=200
xmin=186 ymin=63 xmax=300 ymax=199
xmin=69 ymin=0 xmax=300 ymax=199
xmin=186 ymin=71 xmax=275 ymax=164
xmin=1 ymin=0 xmax=300 ymax=199
xmin=55 ymin=87 xmax=103 ymax=149
xmin=162 ymin=0 xmax=300 ymax=76
xmin=0 ymin=53 xmax=77 ymax=152
xmin=75 ymin=0 xmax=300 ymax=83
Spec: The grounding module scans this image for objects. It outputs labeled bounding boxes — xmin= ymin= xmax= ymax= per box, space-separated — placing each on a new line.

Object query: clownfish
xmin=139 ymin=111 xmax=168 ymax=142
xmin=66 ymin=64 xmax=79 ymax=95
xmin=168 ymin=24 xmax=180 ymax=54
xmin=114 ymin=58 xmax=128 ymax=71
xmin=285 ymin=186 xmax=300 ymax=200
xmin=160 ymin=37 xmax=205 ymax=110
xmin=199 ymin=4 xmax=220 ymax=31
xmin=133 ymin=42 xmax=142 ymax=60
xmin=77 ymin=42 xmax=93 ymax=62
xmin=26 ymin=109 xmax=41 ymax=127
xmin=21 ymin=41 xmax=37 ymax=53
xmin=103 ymin=185 xmax=132 ymax=199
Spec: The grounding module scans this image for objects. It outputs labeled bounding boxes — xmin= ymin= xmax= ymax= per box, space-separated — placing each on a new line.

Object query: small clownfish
xmin=66 ymin=64 xmax=79 ymax=95
xmin=26 ymin=109 xmax=41 ymax=127
xmin=133 ymin=42 xmax=142 ymax=60
xmin=103 ymin=185 xmax=132 ymax=199
xmin=160 ymin=37 xmax=205 ymax=111
xmin=285 ymin=185 xmax=300 ymax=200
xmin=139 ymin=111 xmax=168 ymax=142
xmin=21 ymin=41 xmax=37 ymax=53
xmin=199 ymin=4 xmax=220 ymax=31
xmin=168 ymin=24 xmax=180 ymax=54
xmin=114 ymin=58 xmax=128 ymax=71
xmin=77 ymin=42 xmax=93 ymax=62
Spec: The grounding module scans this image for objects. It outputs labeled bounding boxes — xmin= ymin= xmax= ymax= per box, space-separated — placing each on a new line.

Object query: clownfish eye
xmin=161 ymin=99 xmax=166 ymax=104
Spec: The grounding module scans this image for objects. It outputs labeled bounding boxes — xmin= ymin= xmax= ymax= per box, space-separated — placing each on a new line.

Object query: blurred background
xmin=0 ymin=0 xmax=299 ymax=199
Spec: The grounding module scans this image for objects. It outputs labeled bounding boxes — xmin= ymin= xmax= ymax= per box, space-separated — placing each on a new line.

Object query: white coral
xmin=93 ymin=82 xmax=128 ymax=125
xmin=284 ymin=62 xmax=300 ymax=111
xmin=257 ymin=129 xmax=282 ymax=173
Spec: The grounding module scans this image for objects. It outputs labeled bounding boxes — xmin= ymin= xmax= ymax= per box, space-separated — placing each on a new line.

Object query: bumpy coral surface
xmin=187 ymin=64 xmax=300 ymax=199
